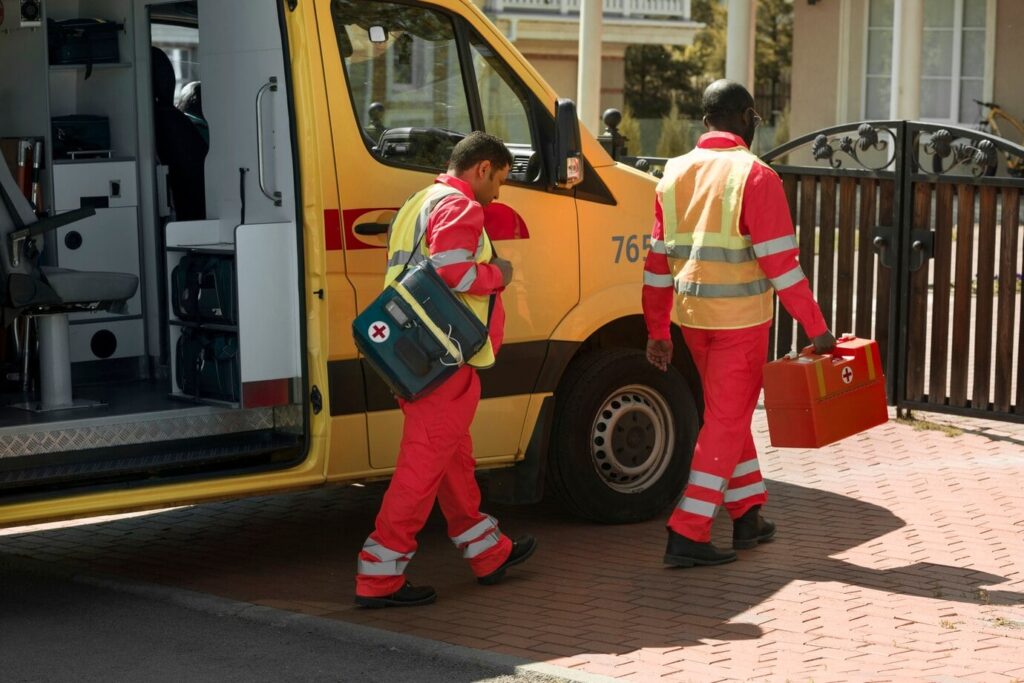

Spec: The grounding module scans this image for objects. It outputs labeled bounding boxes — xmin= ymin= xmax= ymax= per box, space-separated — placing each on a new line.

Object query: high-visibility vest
xmin=384 ymin=183 xmax=496 ymax=368
xmin=656 ymin=145 xmax=775 ymax=330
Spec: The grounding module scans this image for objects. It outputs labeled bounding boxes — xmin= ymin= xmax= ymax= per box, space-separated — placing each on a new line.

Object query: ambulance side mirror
xmin=553 ymin=98 xmax=583 ymax=189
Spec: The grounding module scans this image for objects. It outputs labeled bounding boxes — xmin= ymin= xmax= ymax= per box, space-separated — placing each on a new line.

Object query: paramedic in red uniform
xmin=355 ymin=132 xmax=537 ymax=608
xmin=642 ymin=80 xmax=836 ymax=567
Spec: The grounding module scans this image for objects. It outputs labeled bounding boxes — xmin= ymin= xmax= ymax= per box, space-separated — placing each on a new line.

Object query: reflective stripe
xmin=676 ymin=279 xmax=772 ymax=298
xmin=669 ymin=244 xmax=756 ymax=263
xmin=463 ymin=531 xmax=501 ymax=559
xmin=358 ymin=538 xmax=413 ymax=577
xmin=666 ymin=231 xmax=753 ymax=251
xmin=769 ymin=265 xmax=806 ymax=291
xmin=732 ymin=459 xmax=761 ymax=478
xmin=387 ymin=249 xmax=420 ymax=269
xmin=357 ymin=558 xmax=410 ymax=576
xmin=724 ymin=480 xmax=767 ymax=503
xmin=688 ymin=470 xmax=728 ymax=492
xmin=451 ymin=515 xmax=498 ymax=546
xmin=363 ymin=538 xmax=409 ymax=562
xmin=650 ymin=238 xmax=668 ymax=254
xmin=453 ymin=265 xmax=478 ymax=292
xmin=431 ymin=248 xmax=474 ymax=267
xmin=678 ymin=497 xmax=718 ymax=518
xmin=644 ymin=271 xmax=675 ymax=288
xmin=752 ymin=235 xmax=798 ymax=258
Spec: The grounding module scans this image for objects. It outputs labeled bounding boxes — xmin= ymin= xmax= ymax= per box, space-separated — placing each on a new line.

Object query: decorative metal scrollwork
xmin=923 ymin=129 xmax=1000 ymax=177
xmin=810 ymin=124 xmax=895 ymax=171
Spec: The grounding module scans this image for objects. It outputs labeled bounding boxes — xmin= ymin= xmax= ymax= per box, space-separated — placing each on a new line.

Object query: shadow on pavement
xmin=1 ymin=479 xmax=1020 ymax=656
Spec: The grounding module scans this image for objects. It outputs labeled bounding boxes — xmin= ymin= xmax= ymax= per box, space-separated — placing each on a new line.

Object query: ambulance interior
xmin=0 ymin=0 xmax=306 ymax=497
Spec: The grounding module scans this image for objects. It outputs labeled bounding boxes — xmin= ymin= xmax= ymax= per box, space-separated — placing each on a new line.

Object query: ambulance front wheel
xmin=548 ymin=349 xmax=698 ymax=524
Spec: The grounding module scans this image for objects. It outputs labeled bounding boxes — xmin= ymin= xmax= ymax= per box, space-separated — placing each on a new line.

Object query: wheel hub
xmin=590 ymin=384 xmax=675 ymax=494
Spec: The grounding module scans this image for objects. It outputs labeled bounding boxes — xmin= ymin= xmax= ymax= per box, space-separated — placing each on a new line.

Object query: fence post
xmin=596 ymin=108 xmax=628 ymax=160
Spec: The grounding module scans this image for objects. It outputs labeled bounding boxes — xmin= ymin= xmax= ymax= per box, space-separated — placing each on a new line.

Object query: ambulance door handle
xmin=256 ymin=76 xmax=283 ymax=207
xmin=354 ymin=223 xmax=389 ymax=236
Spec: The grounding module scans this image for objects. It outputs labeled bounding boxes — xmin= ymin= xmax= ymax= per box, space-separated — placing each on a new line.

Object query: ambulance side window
xmin=331 ymin=0 xmax=473 ymax=171
xmin=468 ymin=34 xmax=541 ymax=184
xmin=469 ymin=36 xmax=531 ymax=148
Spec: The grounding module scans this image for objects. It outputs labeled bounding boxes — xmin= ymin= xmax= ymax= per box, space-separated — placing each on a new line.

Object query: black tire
xmin=547 ymin=349 xmax=698 ymax=523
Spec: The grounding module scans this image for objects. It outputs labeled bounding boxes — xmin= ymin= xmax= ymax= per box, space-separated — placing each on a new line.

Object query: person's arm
xmin=742 ymin=164 xmax=829 ymax=341
xmin=643 ymin=195 xmax=676 ymax=370
xmin=642 ymin=196 xmax=675 ymax=341
xmin=427 ymin=195 xmax=505 ymax=295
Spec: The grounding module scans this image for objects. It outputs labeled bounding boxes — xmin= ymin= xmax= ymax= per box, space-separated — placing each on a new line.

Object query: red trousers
xmin=668 ymin=325 xmax=770 ymax=542
xmin=355 ymin=366 xmax=513 ymax=597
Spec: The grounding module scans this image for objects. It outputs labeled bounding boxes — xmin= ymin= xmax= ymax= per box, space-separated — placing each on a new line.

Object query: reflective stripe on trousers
xmin=667 ymin=325 xmax=770 ymax=542
xmin=356 ymin=537 xmax=414 ymax=577
xmin=450 ymin=514 xmax=502 ymax=559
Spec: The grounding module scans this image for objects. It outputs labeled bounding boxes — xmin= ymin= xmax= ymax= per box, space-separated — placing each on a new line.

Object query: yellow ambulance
xmin=0 ymin=0 xmax=699 ymax=528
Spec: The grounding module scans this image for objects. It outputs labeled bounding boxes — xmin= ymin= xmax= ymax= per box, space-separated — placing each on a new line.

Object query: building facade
xmin=476 ymin=0 xmax=702 ymax=123
xmin=791 ymin=0 xmax=1023 ymax=139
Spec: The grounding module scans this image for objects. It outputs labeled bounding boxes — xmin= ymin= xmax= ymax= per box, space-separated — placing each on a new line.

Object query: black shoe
xmin=477 ymin=534 xmax=537 ymax=585
xmin=732 ymin=505 xmax=776 ymax=550
xmin=663 ymin=530 xmax=737 ymax=567
xmin=355 ymin=582 xmax=437 ymax=608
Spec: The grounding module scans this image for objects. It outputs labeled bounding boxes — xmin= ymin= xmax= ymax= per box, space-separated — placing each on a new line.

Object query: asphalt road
xmin=0 ymin=556 xmax=591 ymax=683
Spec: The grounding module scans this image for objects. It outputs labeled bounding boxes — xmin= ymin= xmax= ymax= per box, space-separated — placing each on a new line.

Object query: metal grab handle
xmin=256 ymin=77 xmax=283 ymax=207
xmin=872 ymin=225 xmax=896 ymax=270
xmin=909 ymin=230 xmax=935 ymax=273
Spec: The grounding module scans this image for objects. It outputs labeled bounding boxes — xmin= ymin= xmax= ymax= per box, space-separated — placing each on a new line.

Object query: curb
xmin=1 ymin=552 xmax=615 ymax=683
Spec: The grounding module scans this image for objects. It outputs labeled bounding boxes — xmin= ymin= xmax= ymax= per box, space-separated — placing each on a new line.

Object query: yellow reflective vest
xmin=384 ymin=184 xmax=496 ymax=368
xmin=656 ymin=145 xmax=775 ymax=329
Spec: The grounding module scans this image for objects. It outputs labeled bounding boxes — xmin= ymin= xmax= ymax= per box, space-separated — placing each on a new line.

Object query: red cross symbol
xmin=842 ymin=366 xmax=853 ymax=384
xmin=369 ymin=322 xmax=390 ymax=343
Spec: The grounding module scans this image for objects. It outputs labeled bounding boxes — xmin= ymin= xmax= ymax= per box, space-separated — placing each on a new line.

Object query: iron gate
xmin=601 ymin=115 xmax=1024 ymax=422
xmin=764 ymin=121 xmax=1024 ymax=421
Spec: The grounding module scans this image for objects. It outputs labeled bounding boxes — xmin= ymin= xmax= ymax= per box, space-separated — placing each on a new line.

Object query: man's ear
xmin=702 ymin=115 xmax=710 ymax=130
xmin=477 ymin=160 xmax=492 ymax=179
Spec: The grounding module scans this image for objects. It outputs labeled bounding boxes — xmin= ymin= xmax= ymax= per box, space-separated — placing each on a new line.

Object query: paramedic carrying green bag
xmin=352 ymin=183 xmax=501 ymax=401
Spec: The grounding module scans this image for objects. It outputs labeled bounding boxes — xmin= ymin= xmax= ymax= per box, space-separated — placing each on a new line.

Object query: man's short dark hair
xmin=702 ymin=79 xmax=755 ymax=124
xmin=448 ymin=131 xmax=513 ymax=174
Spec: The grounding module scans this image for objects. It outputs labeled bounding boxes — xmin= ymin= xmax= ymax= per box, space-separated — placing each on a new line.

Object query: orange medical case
xmin=763 ymin=336 xmax=889 ymax=448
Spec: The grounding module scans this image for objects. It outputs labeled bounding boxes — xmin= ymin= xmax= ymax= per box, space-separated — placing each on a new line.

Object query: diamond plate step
xmin=0 ymin=404 xmax=302 ymax=460
xmin=0 ymin=431 xmax=302 ymax=493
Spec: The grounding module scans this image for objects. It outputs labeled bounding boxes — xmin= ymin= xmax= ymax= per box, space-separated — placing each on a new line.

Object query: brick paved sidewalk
xmin=2 ymin=407 xmax=1023 ymax=682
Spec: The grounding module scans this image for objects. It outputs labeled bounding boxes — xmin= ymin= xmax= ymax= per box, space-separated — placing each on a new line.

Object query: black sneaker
xmin=732 ymin=505 xmax=776 ymax=550
xmin=355 ymin=582 xmax=437 ymax=608
xmin=663 ymin=529 xmax=737 ymax=567
xmin=477 ymin=535 xmax=537 ymax=585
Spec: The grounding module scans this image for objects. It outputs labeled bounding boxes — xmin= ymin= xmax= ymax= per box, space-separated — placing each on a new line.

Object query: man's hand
xmin=646 ymin=338 xmax=673 ymax=372
xmin=492 ymin=257 xmax=514 ymax=288
xmin=812 ymin=331 xmax=837 ymax=355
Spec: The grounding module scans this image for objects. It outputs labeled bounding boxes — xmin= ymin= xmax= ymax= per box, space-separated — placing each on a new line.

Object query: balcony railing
xmin=488 ymin=0 xmax=692 ymax=20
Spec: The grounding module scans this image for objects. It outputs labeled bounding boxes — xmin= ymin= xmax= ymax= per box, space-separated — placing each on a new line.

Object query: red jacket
xmin=643 ymin=132 xmax=827 ymax=341
xmin=427 ymin=174 xmax=506 ymax=356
